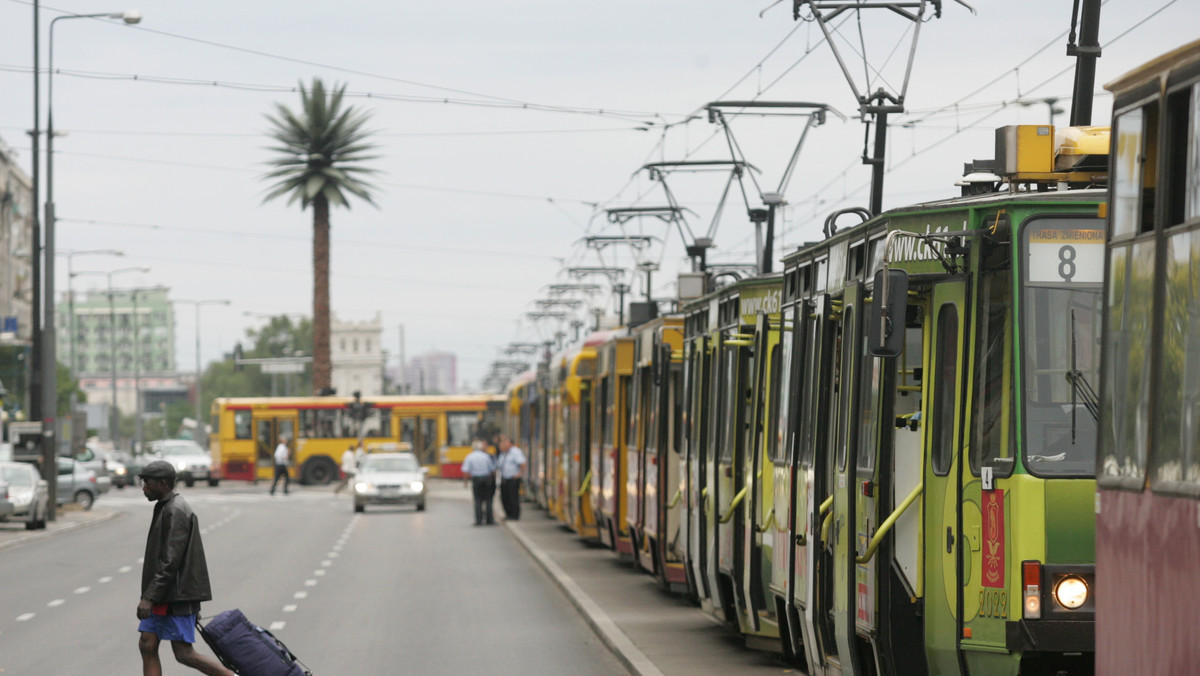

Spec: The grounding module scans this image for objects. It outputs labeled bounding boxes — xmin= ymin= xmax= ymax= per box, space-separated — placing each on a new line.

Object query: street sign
xmin=261 ymin=362 xmax=306 ymax=374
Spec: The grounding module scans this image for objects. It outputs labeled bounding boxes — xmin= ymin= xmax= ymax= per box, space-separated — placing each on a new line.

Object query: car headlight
xmin=174 ymin=461 xmax=188 ymax=471
xmin=1052 ymin=575 xmax=1089 ymax=610
xmin=354 ymin=482 xmax=373 ymax=493
xmin=113 ymin=467 xmax=126 ymax=476
xmin=411 ymin=481 xmax=424 ymax=492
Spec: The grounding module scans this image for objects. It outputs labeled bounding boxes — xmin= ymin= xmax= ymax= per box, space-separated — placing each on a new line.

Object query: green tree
xmin=199 ymin=315 xmax=314 ymax=418
xmin=262 ymin=78 xmax=379 ymax=395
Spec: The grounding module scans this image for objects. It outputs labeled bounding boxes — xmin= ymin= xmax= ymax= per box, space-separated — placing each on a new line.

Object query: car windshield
xmin=361 ymin=456 xmax=419 ymax=473
xmin=155 ymin=442 xmax=204 ymax=457
xmin=1 ymin=466 xmax=32 ymax=485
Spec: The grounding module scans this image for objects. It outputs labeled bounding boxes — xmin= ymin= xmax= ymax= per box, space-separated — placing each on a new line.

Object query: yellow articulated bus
xmin=210 ymin=395 xmax=505 ymax=484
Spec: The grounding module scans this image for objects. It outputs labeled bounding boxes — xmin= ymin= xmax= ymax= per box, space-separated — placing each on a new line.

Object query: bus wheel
xmin=301 ymin=457 xmax=338 ymax=485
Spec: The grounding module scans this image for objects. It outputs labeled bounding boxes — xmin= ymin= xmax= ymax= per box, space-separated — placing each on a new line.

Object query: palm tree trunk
xmin=312 ymin=194 xmax=332 ymax=393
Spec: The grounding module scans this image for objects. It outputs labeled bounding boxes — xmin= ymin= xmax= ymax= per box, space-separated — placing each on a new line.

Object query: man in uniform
xmin=497 ymin=435 xmax=527 ymax=521
xmin=461 ymin=440 xmax=497 ymax=526
xmin=136 ymin=460 xmax=232 ymax=676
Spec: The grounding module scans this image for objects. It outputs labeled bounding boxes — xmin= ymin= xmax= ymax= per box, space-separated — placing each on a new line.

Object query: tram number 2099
xmin=978 ymin=589 xmax=1009 ymax=619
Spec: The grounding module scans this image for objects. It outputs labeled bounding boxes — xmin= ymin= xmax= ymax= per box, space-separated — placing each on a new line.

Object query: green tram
xmin=682 ymin=274 xmax=786 ymax=648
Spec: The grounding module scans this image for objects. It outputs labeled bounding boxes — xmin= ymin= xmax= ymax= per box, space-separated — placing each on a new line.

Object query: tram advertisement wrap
xmin=981 ymin=489 xmax=1005 ymax=588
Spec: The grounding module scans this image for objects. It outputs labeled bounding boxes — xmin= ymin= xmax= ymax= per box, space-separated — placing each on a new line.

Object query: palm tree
xmin=262 ymin=78 xmax=378 ymax=394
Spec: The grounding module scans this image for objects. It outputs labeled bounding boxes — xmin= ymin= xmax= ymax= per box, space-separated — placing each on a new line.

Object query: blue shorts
xmin=138 ymin=613 xmax=197 ymax=643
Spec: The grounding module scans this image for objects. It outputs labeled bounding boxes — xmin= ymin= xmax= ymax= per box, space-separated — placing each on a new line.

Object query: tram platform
xmin=506 ymin=512 xmax=794 ymax=676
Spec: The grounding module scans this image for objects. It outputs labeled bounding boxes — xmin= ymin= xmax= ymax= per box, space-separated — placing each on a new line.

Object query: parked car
xmin=56 ymin=457 xmax=99 ymax=510
xmin=0 ymin=461 xmax=49 ymax=529
xmin=0 ymin=479 xmax=14 ymax=521
xmin=145 ymin=440 xmax=216 ymax=487
xmin=72 ymin=448 xmax=112 ymax=495
xmin=352 ymin=452 xmax=427 ymax=512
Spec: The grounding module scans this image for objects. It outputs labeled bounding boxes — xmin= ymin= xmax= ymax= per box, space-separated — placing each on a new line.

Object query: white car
xmin=147 ymin=440 xmax=216 ymax=487
xmin=353 ymin=452 xmax=427 ymax=512
xmin=0 ymin=462 xmax=49 ymax=530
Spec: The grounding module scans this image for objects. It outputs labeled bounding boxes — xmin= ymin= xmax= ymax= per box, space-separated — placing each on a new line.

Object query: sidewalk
xmin=0 ymin=506 xmax=124 ymax=552
xmin=506 ymin=513 xmax=796 ymax=676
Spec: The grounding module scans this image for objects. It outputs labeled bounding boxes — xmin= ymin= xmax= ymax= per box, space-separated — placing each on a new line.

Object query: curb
xmin=506 ymin=521 xmax=664 ymax=676
xmin=0 ymin=508 xmax=125 ymax=552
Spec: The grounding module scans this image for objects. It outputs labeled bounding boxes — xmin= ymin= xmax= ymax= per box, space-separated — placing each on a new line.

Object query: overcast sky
xmin=0 ymin=0 xmax=1194 ymax=390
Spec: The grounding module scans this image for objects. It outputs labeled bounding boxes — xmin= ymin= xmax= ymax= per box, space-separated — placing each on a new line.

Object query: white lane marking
xmin=282 ymin=605 xmax=297 ymax=613
xmin=119 ymin=566 xmax=133 ymax=573
xmin=99 ymin=577 xmax=113 ymax=584
xmin=74 ymin=587 xmax=90 ymax=595
xmin=328 ymin=552 xmax=339 ymax=558
xmin=16 ymin=613 xmax=35 ymax=622
xmin=269 ymin=621 xmax=285 ymax=631
xmin=314 ymin=570 xmax=326 ymax=576
xmin=293 ymin=592 xmax=307 ymax=599
xmin=304 ymin=579 xmax=317 ymax=587
xmin=320 ymin=560 xmax=332 ymax=567
xmin=47 ymin=599 xmax=65 ymax=607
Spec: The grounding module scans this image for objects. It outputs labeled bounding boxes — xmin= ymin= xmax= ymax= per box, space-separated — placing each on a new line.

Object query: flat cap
xmin=139 ymin=460 xmax=176 ymax=480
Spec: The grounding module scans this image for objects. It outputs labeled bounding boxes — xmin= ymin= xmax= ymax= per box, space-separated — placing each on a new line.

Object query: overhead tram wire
xmin=6 ymin=0 xmax=680 ymax=125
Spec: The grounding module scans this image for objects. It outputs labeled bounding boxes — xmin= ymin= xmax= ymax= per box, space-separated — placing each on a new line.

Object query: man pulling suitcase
xmin=136 ymin=460 xmax=233 ymax=676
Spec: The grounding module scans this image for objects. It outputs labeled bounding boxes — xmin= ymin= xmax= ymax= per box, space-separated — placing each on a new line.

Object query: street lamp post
xmin=181 ymin=300 xmax=231 ymax=449
xmin=41 ymin=9 xmax=142 ymax=484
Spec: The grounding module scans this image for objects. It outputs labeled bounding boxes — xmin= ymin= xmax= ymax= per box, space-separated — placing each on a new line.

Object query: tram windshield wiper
xmin=1066 ymin=309 xmax=1100 ymax=447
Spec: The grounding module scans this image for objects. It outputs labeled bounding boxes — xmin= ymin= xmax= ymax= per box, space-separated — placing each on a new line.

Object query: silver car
xmin=0 ymin=462 xmax=49 ymax=530
xmin=146 ymin=440 xmax=215 ymax=487
xmin=56 ymin=457 xmax=99 ymax=510
xmin=353 ymin=452 xmax=427 ymax=512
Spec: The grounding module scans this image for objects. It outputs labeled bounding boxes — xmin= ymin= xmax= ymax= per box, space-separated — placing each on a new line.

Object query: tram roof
xmin=1105 ymin=38 xmax=1200 ymax=95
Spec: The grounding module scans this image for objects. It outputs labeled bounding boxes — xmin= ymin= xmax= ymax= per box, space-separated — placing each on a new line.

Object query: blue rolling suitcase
xmin=197 ymin=609 xmax=312 ymax=676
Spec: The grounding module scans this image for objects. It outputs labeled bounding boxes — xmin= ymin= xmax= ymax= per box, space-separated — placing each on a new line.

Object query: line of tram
xmin=507 ymin=118 xmax=1108 ymax=675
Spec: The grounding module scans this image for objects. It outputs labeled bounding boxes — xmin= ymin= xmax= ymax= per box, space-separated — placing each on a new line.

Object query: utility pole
xmin=1067 ymin=0 xmax=1102 ymax=126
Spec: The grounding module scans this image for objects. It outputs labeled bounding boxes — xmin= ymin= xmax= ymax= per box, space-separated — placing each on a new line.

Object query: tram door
xmin=923 ymin=282 xmax=968 ymax=674
xmin=254 ymin=414 xmax=297 ymax=482
xmin=400 ymin=416 xmax=440 ymax=468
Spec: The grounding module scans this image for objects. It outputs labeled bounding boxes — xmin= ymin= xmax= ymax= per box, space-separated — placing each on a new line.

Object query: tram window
xmin=932 ymin=305 xmax=958 ymax=476
xmin=1100 ymin=242 xmax=1155 ymax=483
xmin=1152 ymin=228 xmax=1200 ymax=488
xmin=1111 ymin=104 xmax=1158 ymax=239
xmin=671 ymin=366 xmax=683 ymax=456
xmin=771 ymin=313 xmax=795 ymax=464
xmin=1164 ymin=86 xmax=1194 ymax=227
xmin=599 ymin=379 xmax=611 ymax=447
xmin=1190 ymin=84 xmax=1200 ymax=221
xmin=799 ymin=308 xmax=822 ymax=466
xmin=720 ymin=350 xmax=738 ymax=462
xmin=767 ymin=343 xmax=784 ymax=463
xmin=836 ymin=306 xmax=855 ymax=471
xmin=234 ymin=411 xmax=252 ymax=440
xmin=975 ymin=288 xmax=1012 ymax=475
xmin=857 ymin=327 xmax=880 ymax=473
xmin=446 ymin=412 xmax=477 ymax=446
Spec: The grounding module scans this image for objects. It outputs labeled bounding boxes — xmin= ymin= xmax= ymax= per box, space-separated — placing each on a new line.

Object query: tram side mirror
xmin=868 ymin=269 xmax=908 ymax=358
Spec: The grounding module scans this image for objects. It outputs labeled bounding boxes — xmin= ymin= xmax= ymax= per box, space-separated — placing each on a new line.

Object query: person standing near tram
xmin=497 ymin=435 xmax=526 ymax=521
xmin=461 ymin=440 xmax=497 ymax=526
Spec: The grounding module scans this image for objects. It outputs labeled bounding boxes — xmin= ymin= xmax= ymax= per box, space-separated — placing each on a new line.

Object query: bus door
xmin=254 ymin=414 xmax=297 ymax=481
xmin=400 ymin=415 xmax=441 ymax=470
xmin=923 ymin=280 xmax=968 ymax=675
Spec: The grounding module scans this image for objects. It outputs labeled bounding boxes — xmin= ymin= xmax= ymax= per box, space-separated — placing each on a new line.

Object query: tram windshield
xmin=1021 ymin=217 xmax=1105 ymax=477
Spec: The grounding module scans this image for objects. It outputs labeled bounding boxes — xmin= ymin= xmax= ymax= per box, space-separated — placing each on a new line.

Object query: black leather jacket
xmin=141 ymin=491 xmax=212 ymax=605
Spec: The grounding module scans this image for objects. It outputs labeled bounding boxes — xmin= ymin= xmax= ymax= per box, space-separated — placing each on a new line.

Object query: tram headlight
xmin=1052 ymin=575 xmax=1089 ymax=610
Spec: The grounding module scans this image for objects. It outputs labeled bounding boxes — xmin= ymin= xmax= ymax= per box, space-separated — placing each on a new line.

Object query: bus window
xmin=234 ymin=411 xmax=252 ymax=440
xmin=359 ymin=408 xmax=390 ymax=438
xmin=400 ymin=417 xmax=417 ymax=446
xmin=420 ymin=418 xmax=438 ymax=466
xmin=447 ymin=412 xmax=477 ymax=446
